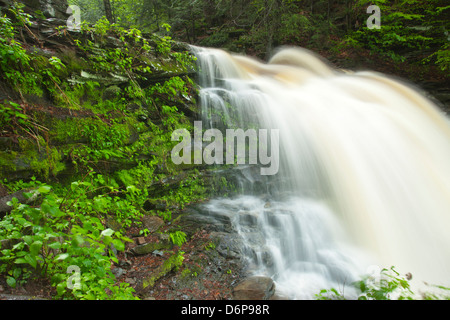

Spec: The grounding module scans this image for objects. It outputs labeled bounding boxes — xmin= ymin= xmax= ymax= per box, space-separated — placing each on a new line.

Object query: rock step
xmin=232 ymin=276 xmax=275 ymax=300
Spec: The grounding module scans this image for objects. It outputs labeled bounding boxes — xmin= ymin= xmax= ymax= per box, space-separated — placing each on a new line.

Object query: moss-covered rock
xmin=141 ymin=252 xmax=183 ymax=288
xmin=131 ymin=240 xmax=172 ymax=256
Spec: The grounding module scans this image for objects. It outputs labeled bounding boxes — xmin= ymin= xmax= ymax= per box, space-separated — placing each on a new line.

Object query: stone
xmin=131 ymin=241 xmax=171 ymax=255
xmin=232 ymin=276 xmax=275 ymax=300
xmin=142 ymin=215 xmax=165 ymax=233
xmin=152 ymin=249 xmax=164 ymax=257
xmin=210 ymin=231 xmax=244 ymax=259
xmin=136 ymin=237 xmax=146 ymax=245
xmin=0 ymin=189 xmax=40 ymax=215
xmin=142 ymin=254 xmax=180 ymax=288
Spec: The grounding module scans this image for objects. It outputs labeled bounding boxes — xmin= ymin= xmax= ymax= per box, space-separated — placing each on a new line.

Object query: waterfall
xmin=190 ymin=46 xmax=450 ymax=299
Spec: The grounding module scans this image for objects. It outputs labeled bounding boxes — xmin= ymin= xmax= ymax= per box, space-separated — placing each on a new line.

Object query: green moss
xmin=142 ymin=252 xmax=184 ymax=288
xmin=13 ymin=137 xmax=65 ymax=180
xmin=51 ymin=118 xmax=86 ymax=144
xmin=0 ymin=151 xmax=18 ymax=176
xmin=54 ymin=80 xmax=102 ymax=111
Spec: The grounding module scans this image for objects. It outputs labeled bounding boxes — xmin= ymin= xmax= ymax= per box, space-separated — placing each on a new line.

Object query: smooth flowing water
xmin=191 ymin=46 xmax=450 ymax=299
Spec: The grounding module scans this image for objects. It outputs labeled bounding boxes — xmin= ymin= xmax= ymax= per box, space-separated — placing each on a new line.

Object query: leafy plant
xmin=316 ymin=266 xmax=450 ymax=300
xmin=356 ymin=266 xmax=414 ymax=300
xmin=0 ymin=178 xmax=138 ymax=300
xmin=169 ymin=230 xmax=187 ymax=247
xmin=0 ymin=101 xmax=29 ymax=128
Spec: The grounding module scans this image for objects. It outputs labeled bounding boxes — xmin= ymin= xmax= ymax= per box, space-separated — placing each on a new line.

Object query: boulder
xmin=142 ymin=215 xmax=165 ymax=233
xmin=131 ymin=240 xmax=171 ymax=255
xmin=0 ymin=189 xmax=40 ymax=215
xmin=210 ymin=231 xmax=244 ymax=259
xmin=232 ymin=276 xmax=275 ymax=300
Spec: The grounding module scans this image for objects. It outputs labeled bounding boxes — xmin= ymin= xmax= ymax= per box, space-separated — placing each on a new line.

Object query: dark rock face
xmin=1 ymin=0 xmax=68 ymax=20
xmin=23 ymin=0 xmax=69 ymax=20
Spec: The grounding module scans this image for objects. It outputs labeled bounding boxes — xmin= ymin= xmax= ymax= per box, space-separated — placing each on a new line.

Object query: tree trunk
xmin=328 ymin=0 xmax=331 ymax=22
xmin=103 ymin=0 xmax=114 ymax=23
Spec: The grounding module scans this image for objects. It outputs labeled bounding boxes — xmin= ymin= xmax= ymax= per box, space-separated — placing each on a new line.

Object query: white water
xmin=192 ymin=46 xmax=450 ymax=299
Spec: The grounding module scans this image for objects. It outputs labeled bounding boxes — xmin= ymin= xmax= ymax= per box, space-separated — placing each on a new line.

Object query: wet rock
xmin=238 ymin=211 xmax=259 ymax=226
xmin=141 ymin=215 xmax=165 ymax=233
xmin=143 ymin=200 xmax=168 ymax=211
xmin=152 ymin=249 xmax=164 ymax=257
xmin=0 ymin=189 xmax=41 ymax=215
xmin=210 ymin=231 xmax=244 ymax=259
xmin=106 ymin=217 xmax=123 ymax=231
xmin=0 ymin=239 xmax=16 ymax=250
xmin=142 ymin=254 xmax=181 ymax=288
xmin=131 ymin=240 xmax=172 ymax=255
xmin=232 ymin=276 xmax=275 ymax=300
xmin=17 ymin=0 xmax=70 ymax=21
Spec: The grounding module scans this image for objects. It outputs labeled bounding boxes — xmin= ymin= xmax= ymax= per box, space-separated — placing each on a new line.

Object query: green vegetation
xmin=0 ymin=180 xmax=137 ymax=300
xmin=316 ymin=266 xmax=450 ymax=300
xmin=341 ymin=0 xmax=450 ymax=69
xmin=69 ymin=0 xmax=449 ymax=76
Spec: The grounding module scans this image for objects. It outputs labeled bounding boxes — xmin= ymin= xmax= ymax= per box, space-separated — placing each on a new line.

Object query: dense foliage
xmin=69 ymin=0 xmax=449 ymax=72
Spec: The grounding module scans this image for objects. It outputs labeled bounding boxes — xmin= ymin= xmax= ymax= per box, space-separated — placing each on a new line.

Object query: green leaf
xmin=41 ymin=202 xmax=63 ymax=217
xmin=48 ymin=241 xmax=61 ymax=250
xmin=13 ymin=268 xmax=21 ymax=279
xmin=110 ymin=255 xmax=119 ymax=264
xmin=24 ymin=254 xmax=37 ymax=268
xmin=56 ymin=282 xmax=66 ymax=296
xmin=30 ymin=240 xmax=43 ymax=256
xmin=23 ymin=235 xmax=33 ymax=245
xmin=12 ymin=242 xmax=25 ymax=251
xmin=71 ymin=234 xmax=85 ymax=248
xmin=38 ymin=185 xmax=51 ymax=193
xmin=14 ymin=257 xmax=27 ymax=264
xmin=6 ymin=276 xmax=16 ymax=288
xmin=56 ymin=253 xmax=69 ymax=261
xmin=101 ymin=228 xmax=114 ymax=237
xmin=70 ymin=181 xmax=79 ymax=191
xmin=112 ymin=239 xmax=124 ymax=251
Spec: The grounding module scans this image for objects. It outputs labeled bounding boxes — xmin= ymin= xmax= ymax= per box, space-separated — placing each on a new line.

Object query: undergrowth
xmin=0 ymin=2 xmax=210 ymax=300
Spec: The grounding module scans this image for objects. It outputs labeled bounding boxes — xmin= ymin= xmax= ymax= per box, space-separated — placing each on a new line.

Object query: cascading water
xmin=190 ymin=46 xmax=450 ymax=299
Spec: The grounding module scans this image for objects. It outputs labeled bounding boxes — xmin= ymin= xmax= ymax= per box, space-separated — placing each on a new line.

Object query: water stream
xmin=190 ymin=46 xmax=450 ymax=299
